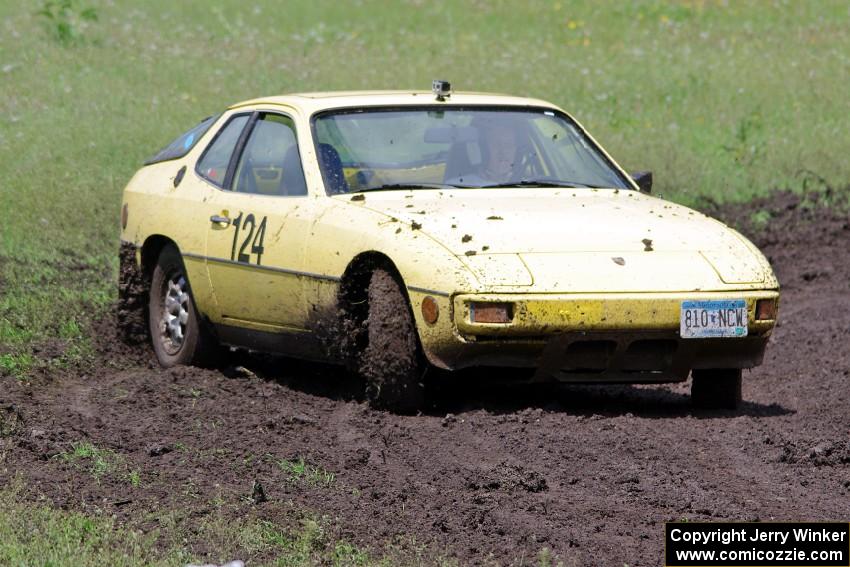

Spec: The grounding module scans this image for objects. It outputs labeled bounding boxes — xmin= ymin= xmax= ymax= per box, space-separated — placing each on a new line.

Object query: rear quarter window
xmin=196 ymin=114 xmax=251 ymax=187
xmin=144 ymin=114 xmax=220 ymax=165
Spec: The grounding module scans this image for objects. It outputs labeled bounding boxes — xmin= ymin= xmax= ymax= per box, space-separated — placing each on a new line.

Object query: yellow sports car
xmin=118 ymin=82 xmax=779 ymax=412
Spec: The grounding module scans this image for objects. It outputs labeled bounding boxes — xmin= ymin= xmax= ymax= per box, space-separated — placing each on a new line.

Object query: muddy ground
xmin=1 ymin=192 xmax=849 ymax=566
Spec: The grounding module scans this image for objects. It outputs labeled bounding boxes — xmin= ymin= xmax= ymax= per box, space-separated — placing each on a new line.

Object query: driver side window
xmin=232 ymin=113 xmax=307 ymax=196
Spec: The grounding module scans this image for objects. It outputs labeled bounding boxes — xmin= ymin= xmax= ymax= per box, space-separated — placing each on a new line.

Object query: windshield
xmin=312 ymin=107 xmax=631 ymax=194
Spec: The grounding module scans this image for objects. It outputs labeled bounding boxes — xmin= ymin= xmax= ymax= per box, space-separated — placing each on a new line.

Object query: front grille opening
xmin=621 ymin=339 xmax=678 ymax=371
xmin=469 ymin=335 xmax=549 ymax=344
xmin=561 ymin=340 xmax=616 ymax=372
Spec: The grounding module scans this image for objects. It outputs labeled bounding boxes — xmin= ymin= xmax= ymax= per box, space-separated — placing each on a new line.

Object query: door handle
xmin=210 ymin=214 xmax=231 ymax=226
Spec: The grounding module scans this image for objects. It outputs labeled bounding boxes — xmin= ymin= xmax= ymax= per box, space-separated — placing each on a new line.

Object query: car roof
xmin=227 ymin=91 xmax=563 ymax=115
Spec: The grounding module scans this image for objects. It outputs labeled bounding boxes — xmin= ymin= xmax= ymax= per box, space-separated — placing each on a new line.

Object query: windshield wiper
xmin=350 ymin=180 xmax=606 ymax=192
xmin=475 ymin=179 xmax=601 ymax=189
xmin=355 ymin=182 xmax=462 ymax=192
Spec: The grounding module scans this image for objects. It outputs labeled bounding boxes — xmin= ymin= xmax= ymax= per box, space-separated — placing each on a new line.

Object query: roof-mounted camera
xmin=432 ymin=80 xmax=451 ymax=101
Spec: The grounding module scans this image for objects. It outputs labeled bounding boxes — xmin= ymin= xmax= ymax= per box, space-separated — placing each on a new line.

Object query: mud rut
xmin=1 ymin=193 xmax=849 ymax=566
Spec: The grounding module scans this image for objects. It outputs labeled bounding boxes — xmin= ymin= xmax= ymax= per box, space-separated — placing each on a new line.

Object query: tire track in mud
xmin=1 ymin=192 xmax=849 ymax=565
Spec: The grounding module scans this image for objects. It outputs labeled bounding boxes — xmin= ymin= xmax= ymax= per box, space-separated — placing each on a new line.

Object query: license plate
xmin=680 ymin=299 xmax=748 ymax=338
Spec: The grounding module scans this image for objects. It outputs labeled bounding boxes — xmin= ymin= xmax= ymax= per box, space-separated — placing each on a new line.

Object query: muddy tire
xmin=148 ymin=245 xmax=217 ymax=367
xmin=359 ymin=268 xmax=426 ymax=413
xmin=691 ymin=368 xmax=742 ymax=410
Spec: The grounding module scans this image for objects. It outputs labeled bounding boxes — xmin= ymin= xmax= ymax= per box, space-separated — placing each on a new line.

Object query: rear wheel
xmin=691 ymin=368 xmax=742 ymax=409
xmin=148 ymin=245 xmax=216 ymax=367
xmin=359 ymin=268 xmax=426 ymax=413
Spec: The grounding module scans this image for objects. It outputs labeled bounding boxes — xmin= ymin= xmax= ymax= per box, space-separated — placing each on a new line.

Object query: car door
xmin=200 ymin=110 xmax=312 ymax=332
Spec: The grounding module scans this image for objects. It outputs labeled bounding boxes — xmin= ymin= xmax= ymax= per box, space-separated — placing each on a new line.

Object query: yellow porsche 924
xmin=118 ymin=81 xmax=779 ymax=412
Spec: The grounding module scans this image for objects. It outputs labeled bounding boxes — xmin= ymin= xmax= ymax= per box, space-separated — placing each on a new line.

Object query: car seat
xmin=281 ymin=145 xmax=308 ymax=196
xmin=443 ymin=141 xmax=479 ymax=184
xmin=318 ymin=143 xmax=349 ymax=194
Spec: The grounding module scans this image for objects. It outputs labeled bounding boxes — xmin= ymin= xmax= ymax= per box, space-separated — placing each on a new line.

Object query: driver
xmin=449 ymin=121 xmax=523 ymax=186
xmin=477 ymin=123 xmax=518 ymax=183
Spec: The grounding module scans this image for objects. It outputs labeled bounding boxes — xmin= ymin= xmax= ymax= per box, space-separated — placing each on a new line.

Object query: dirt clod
xmin=251 ymin=480 xmax=267 ymax=504
xmin=147 ymin=443 xmax=172 ymax=457
xmin=468 ymin=461 xmax=548 ymax=493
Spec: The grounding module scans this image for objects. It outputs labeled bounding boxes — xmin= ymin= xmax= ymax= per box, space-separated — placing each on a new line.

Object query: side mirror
xmin=631 ymin=171 xmax=652 ymax=193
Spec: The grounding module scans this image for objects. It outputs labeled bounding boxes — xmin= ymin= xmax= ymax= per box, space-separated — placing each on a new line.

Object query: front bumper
xmin=414 ymin=290 xmax=778 ymax=381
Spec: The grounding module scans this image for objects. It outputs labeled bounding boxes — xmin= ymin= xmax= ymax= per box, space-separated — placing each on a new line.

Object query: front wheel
xmin=691 ymin=368 xmax=742 ymax=410
xmin=359 ymin=268 xmax=427 ymax=413
xmin=148 ymin=245 xmax=217 ymax=367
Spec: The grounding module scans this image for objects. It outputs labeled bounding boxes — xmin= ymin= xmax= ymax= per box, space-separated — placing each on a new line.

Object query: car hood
xmin=344 ymin=188 xmax=776 ymax=292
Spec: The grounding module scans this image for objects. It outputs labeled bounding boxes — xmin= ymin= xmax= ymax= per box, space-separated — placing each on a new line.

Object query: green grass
xmin=57 ymin=440 xmax=134 ymax=482
xmin=0 ymin=352 xmax=35 ymax=380
xmin=0 ymin=481 xmax=467 ymax=567
xmin=53 ymin=440 xmax=141 ymax=489
xmin=272 ymin=455 xmax=337 ymax=488
xmin=0 ymin=484 xmax=175 ymax=567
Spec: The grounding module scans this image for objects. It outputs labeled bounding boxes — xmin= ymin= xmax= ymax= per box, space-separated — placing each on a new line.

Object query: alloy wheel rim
xmin=160 ymin=273 xmax=189 ymax=354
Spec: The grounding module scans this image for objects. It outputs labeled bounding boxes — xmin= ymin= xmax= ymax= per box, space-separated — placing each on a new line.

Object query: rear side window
xmin=232 ymin=113 xmax=307 ymax=196
xmin=196 ymin=114 xmax=250 ymax=187
xmin=144 ymin=114 xmax=219 ymax=165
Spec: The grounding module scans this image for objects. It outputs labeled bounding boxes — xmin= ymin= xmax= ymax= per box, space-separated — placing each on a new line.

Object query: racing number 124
xmin=230 ymin=212 xmax=267 ymax=265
